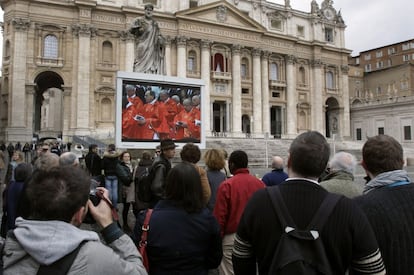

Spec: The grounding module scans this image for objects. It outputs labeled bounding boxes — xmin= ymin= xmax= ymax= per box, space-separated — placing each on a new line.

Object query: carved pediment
xmin=175 ymin=0 xmax=265 ymax=33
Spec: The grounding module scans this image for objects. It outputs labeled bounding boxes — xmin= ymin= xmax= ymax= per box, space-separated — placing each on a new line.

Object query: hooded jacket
xmin=3 ymin=218 xmax=147 ymax=275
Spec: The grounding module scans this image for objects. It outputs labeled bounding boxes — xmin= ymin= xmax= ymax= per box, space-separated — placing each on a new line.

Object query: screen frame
xmin=115 ymin=71 xmax=206 ymax=149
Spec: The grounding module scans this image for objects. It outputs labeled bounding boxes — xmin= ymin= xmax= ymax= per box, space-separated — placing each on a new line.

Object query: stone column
xmin=232 ymin=44 xmax=242 ymax=135
xmin=62 ymin=87 xmax=72 ymax=137
xmin=201 ymin=40 xmax=211 ymax=134
xmin=261 ymin=51 xmax=270 ymax=135
xmin=72 ymin=24 xmax=94 ymax=134
xmin=123 ymin=31 xmax=134 ymax=72
xmin=25 ymin=84 xmax=36 ymax=135
xmin=176 ymin=36 xmax=187 ymax=78
xmin=164 ymin=36 xmax=172 ymax=76
xmin=252 ymin=48 xmax=262 ymax=134
xmin=286 ymin=55 xmax=297 ymax=137
xmin=9 ymin=18 xmax=30 ymax=132
xmin=311 ymin=59 xmax=324 ymax=133
xmin=341 ymin=65 xmax=351 ymax=138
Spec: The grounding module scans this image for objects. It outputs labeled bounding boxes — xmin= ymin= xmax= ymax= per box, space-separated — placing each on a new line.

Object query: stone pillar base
xmin=5 ymin=127 xmax=34 ymax=142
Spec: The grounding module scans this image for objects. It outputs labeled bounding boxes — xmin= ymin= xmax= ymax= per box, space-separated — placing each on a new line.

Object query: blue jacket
xmin=133 ymin=200 xmax=222 ymax=275
xmin=261 ymin=169 xmax=288 ymax=186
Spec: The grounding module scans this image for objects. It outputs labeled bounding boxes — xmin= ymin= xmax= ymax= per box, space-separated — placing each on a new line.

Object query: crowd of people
xmin=122 ymin=84 xmax=201 ymax=142
xmin=0 ymin=132 xmax=413 ymax=274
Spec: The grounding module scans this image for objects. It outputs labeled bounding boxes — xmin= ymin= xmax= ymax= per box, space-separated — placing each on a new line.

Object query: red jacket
xmin=213 ymin=168 xmax=265 ymax=236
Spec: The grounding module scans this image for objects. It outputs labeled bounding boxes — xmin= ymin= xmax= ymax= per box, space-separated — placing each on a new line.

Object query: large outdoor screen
xmin=115 ymin=71 xmax=205 ymax=149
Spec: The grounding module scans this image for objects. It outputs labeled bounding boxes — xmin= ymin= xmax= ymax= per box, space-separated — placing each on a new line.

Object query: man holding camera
xmin=2 ymin=166 xmax=147 ymax=275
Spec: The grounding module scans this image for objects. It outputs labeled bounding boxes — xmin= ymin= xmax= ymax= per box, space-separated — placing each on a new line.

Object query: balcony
xmin=211 ymin=71 xmax=232 ymax=82
xmin=269 ymin=79 xmax=286 ymax=88
xmin=35 ymin=57 xmax=64 ymax=67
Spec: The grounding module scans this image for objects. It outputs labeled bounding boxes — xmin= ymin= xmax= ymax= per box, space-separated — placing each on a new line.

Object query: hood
xmin=10 ymin=217 xmax=99 ymax=265
xmin=103 ymin=151 xmax=119 ymax=158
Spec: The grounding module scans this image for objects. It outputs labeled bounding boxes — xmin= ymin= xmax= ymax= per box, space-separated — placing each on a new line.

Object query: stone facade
xmin=0 ymin=0 xmax=351 ymax=143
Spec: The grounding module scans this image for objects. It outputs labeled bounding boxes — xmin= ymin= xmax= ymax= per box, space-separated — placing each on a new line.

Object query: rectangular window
xmin=241 ymin=64 xmax=247 ymax=79
xmin=271 ymin=19 xmax=282 ymax=30
xmin=272 ymin=91 xmax=281 ymax=98
xmin=242 ymin=88 xmax=249 ymax=94
xmin=187 ymin=57 xmax=195 ymax=72
xmin=364 ymin=54 xmax=371 ymax=61
xmin=388 ymin=47 xmax=396 ymax=54
xmin=376 ymin=61 xmax=384 ymax=68
xmin=189 ymin=0 xmax=198 ymax=8
xmin=404 ymin=126 xmax=412 ymax=140
xmin=356 ymin=128 xmax=362 ymax=140
xmin=378 ymin=127 xmax=384 ymax=135
xmin=403 ymin=55 xmax=410 ymax=61
xmin=297 ymin=25 xmax=305 ymax=37
xmin=376 ymin=51 xmax=383 ymax=58
xmin=402 ymin=43 xmax=410 ymax=50
xmin=365 ymin=64 xmax=372 ymax=72
xmin=325 ymin=28 xmax=333 ymax=42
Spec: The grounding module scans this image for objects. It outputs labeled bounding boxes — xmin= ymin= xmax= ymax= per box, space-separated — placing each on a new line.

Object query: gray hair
xmin=329 ymin=151 xmax=357 ymax=175
xmin=59 ymin=152 xmax=80 ymax=167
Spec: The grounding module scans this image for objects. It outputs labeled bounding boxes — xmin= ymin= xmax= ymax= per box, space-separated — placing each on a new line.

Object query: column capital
xmin=232 ymin=44 xmax=242 ymax=55
xmin=311 ymin=59 xmax=323 ymax=68
xmin=201 ymin=39 xmax=212 ymax=49
xmin=262 ymin=50 xmax=270 ymax=59
xmin=285 ymin=54 xmax=296 ymax=64
xmin=72 ymin=24 xmax=97 ymax=37
xmin=341 ymin=65 xmax=349 ymax=73
xmin=11 ymin=18 xmax=30 ymax=31
xmin=252 ymin=48 xmax=262 ymax=57
xmin=165 ymin=35 xmax=173 ymax=45
xmin=176 ymin=36 xmax=188 ymax=46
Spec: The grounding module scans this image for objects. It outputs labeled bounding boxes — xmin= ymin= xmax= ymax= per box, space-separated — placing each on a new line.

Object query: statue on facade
xmin=129 ymin=4 xmax=165 ymax=74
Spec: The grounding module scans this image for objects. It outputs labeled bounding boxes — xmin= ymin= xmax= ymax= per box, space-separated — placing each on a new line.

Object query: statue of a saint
xmin=129 ymin=4 xmax=165 ymax=74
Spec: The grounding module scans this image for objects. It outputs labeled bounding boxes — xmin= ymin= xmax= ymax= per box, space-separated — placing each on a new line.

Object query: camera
xmin=83 ymin=179 xmax=102 ymax=224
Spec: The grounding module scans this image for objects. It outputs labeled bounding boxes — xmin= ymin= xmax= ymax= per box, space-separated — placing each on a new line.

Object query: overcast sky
xmin=272 ymin=0 xmax=414 ymax=56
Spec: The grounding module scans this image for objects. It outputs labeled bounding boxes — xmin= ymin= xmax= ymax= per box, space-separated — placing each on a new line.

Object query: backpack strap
xmin=306 ymin=193 xmax=342 ymax=231
xmin=267 ymin=187 xmax=297 ymax=231
xmin=37 ymin=241 xmax=86 ymax=275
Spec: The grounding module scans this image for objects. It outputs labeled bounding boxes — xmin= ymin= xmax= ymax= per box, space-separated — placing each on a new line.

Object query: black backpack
xmin=135 ymin=159 xmax=170 ymax=203
xmin=266 ymin=187 xmax=341 ymax=275
xmin=135 ymin=166 xmax=153 ymax=203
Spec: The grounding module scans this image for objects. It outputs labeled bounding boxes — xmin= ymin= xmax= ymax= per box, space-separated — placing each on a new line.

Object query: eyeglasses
xmin=155 ymin=151 xmax=161 ymax=154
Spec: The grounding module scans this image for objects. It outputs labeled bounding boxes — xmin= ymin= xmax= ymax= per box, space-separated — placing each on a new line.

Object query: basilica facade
xmin=0 ymin=0 xmax=351 ymax=143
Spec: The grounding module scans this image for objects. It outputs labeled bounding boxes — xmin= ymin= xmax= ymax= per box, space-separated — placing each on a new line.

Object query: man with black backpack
xmin=136 ymin=139 xmax=176 ymax=208
xmin=232 ymin=131 xmax=386 ymax=275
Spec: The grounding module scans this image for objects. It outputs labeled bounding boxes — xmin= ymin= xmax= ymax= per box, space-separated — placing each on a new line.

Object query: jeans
xmin=105 ymin=175 xmax=118 ymax=209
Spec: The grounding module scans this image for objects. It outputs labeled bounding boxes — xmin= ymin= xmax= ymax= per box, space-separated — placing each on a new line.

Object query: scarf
xmin=363 ymin=169 xmax=411 ymax=194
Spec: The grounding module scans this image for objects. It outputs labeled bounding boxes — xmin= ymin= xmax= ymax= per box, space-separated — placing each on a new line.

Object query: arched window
xmin=270 ymin=63 xmax=278 ymax=80
xmin=102 ymin=41 xmax=113 ymax=63
xmin=101 ymin=98 xmax=112 ymax=121
xmin=187 ymin=50 xmax=197 ymax=72
xmin=326 ymin=71 xmax=334 ymax=89
xmin=44 ymin=35 xmax=58 ymax=59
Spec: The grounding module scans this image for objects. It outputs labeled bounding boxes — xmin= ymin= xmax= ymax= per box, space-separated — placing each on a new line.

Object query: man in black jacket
xmin=85 ymin=144 xmax=103 ymax=183
xmin=232 ymin=131 xmax=385 ymax=275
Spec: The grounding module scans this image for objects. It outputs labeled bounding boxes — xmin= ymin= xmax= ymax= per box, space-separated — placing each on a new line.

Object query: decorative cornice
xmin=11 ymin=18 xmax=30 ymax=31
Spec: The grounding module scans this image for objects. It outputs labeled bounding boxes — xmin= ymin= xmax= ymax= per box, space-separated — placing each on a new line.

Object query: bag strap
xmin=267 ymin=187 xmax=342 ymax=232
xmin=139 ymin=209 xmax=153 ymax=248
xmin=37 ymin=241 xmax=86 ymax=275
xmin=306 ymin=193 xmax=341 ymax=231
xmin=267 ymin=187 xmax=297 ymax=230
